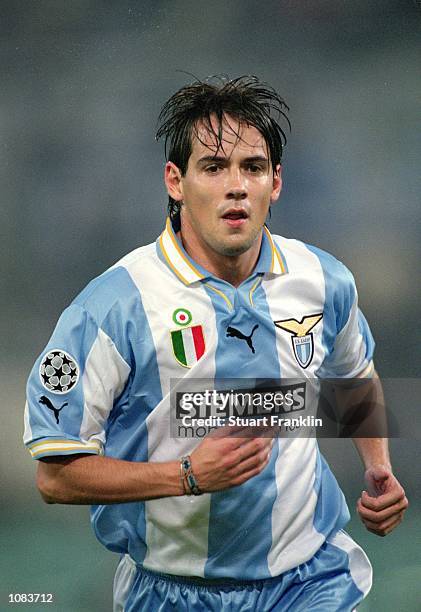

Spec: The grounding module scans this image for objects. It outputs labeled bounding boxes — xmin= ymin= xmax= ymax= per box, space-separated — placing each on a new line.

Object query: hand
xmin=356 ymin=464 xmax=408 ymax=536
xmin=190 ymin=427 xmax=274 ymax=493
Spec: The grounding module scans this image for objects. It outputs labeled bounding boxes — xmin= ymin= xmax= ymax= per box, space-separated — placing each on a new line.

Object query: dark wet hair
xmin=156 ymin=75 xmax=290 ymax=226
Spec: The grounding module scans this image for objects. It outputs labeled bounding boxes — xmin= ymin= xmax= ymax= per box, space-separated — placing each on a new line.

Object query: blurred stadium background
xmin=1 ymin=1 xmax=420 ymax=610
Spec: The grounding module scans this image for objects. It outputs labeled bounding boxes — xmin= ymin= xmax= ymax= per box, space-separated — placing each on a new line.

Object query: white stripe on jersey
xmin=121 ymin=249 xmax=218 ymax=577
xmin=79 ymin=327 xmax=131 ymax=444
xmin=268 ymin=439 xmax=323 ymax=574
xmin=263 ymin=238 xmax=329 ymax=573
xmin=262 ymin=237 xmax=327 ymax=376
xmin=324 ymin=298 xmax=370 ymax=378
xmin=23 ymin=401 xmax=33 ymax=445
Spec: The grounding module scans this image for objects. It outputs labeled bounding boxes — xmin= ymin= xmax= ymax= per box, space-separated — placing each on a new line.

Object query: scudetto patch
xmin=170 ymin=325 xmax=205 ymax=368
xmin=39 ymin=349 xmax=79 ymax=394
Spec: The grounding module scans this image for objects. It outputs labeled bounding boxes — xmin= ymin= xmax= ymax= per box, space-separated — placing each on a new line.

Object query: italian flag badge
xmin=171 ymin=308 xmax=205 ymax=367
xmin=171 ymin=325 xmax=205 ymax=368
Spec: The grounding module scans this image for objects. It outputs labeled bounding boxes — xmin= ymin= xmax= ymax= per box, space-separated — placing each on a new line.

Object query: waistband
xmin=130 ymin=557 xmax=278 ymax=590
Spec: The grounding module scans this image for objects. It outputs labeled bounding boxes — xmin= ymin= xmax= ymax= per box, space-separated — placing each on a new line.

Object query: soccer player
xmin=24 ymin=76 xmax=408 ymax=611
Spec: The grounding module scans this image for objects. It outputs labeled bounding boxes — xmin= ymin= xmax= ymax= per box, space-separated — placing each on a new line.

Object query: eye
xmin=205 ymin=164 xmax=222 ymax=173
xmin=246 ymin=163 xmax=264 ymax=174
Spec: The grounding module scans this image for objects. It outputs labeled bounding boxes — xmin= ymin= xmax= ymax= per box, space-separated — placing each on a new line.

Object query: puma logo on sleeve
xmin=39 ymin=395 xmax=68 ymax=424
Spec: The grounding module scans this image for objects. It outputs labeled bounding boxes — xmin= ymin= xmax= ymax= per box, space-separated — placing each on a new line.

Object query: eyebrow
xmin=197 ymin=155 xmax=269 ymax=164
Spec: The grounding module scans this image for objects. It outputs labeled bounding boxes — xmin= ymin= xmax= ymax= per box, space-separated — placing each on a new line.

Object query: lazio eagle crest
xmin=274 ymin=314 xmax=323 ymax=368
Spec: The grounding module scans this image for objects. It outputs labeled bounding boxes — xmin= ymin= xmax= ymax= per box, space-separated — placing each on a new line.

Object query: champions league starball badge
xmin=39 ymin=349 xmax=79 ymax=394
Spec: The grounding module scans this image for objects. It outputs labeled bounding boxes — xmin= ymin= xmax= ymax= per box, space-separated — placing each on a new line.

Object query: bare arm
xmin=37 ymin=454 xmax=182 ymax=504
xmin=335 ymin=370 xmax=409 ymax=536
xmin=350 ymin=370 xmax=391 ymax=470
xmin=37 ymin=432 xmax=273 ymax=504
xmin=352 ymin=437 xmax=391 ymax=472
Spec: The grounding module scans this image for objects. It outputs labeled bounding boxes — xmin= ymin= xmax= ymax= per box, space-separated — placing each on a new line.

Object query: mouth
xmin=221 ymin=208 xmax=249 ymax=228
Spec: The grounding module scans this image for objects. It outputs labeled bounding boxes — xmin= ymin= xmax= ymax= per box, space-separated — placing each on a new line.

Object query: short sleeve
xmin=318 ymin=265 xmax=375 ymax=379
xmin=24 ymin=303 xmax=131 ymax=460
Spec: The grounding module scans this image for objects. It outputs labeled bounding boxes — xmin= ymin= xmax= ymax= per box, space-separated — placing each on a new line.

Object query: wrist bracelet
xmin=180 ymin=455 xmax=202 ymax=496
xmin=179 ymin=459 xmax=189 ymax=495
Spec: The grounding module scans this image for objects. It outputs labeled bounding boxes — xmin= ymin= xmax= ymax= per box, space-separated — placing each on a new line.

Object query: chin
xmin=216 ymin=238 xmax=255 ymax=257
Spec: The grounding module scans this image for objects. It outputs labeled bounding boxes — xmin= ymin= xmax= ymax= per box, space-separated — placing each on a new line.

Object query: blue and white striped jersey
xmin=24 ymin=219 xmax=374 ymax=580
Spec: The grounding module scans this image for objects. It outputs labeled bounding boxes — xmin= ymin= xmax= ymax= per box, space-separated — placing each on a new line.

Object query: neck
xmin=178 ymin=228 xmax=262 ymax=288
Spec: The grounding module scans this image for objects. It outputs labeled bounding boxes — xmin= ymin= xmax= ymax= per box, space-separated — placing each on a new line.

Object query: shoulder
xmin=272 ymin=234 xmax=355 ymax=289
xmin=71 ymin=241 xmax=158 ymax=325
xmin=272 ymin=234 xmax=357 ymax=330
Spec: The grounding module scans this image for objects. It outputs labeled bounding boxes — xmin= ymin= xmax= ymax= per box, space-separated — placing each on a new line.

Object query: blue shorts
xmin=113 ymin=530 xmax=372 ymax=612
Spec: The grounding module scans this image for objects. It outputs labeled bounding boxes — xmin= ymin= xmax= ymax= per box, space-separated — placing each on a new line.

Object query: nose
xmin=226 ymin=168 xmax=248 ymax=200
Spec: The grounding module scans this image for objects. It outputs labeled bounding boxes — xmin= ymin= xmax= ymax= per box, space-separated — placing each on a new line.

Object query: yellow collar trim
xmin=160 ymin=220 xmax=286 ymax=284
xmin=263 ymin=226 xmax=286 ymax=274
xmin=160 ymin=219 xmax=205 ymax=285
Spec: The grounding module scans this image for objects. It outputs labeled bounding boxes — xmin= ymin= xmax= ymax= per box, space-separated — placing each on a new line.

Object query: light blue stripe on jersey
xmin=89 ymin=267 xmax=163 ymax=565
xmin=304 ymin=244 xmax=374 ymax=366
xmin=73 ymin=266 xmax=142 ymax=365
xmin=26 ymin=266 xmax=146 ymax=446
xmin=304 ymin=245 xmax=365 ymax=540
xmin=203 ymin=264 xmax=281 ymax=578
xmin=26 ymin=303 xmax=99 ymax=441
xmin=305 ymin=244 xmax=356 ymax=356
xmin=313 ymin=451 xmax=350 ymax=538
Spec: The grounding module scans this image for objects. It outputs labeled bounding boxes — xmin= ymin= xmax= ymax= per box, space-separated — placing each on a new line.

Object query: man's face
xmin=165 ymin=115 xmax=282 ymax=258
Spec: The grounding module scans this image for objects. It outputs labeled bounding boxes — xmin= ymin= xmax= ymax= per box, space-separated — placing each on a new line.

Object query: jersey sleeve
xmin=24 ymin=302 xmax=131 ymax=460
xmin=318 ymin=263 xmax=375 ymax=379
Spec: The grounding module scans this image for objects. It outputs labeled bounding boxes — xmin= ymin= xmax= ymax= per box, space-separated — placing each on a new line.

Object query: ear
xmin=270 ymin=164 xmax=282 ymax=204
xmin=164 ymin=162 xmax=184 ymax=201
